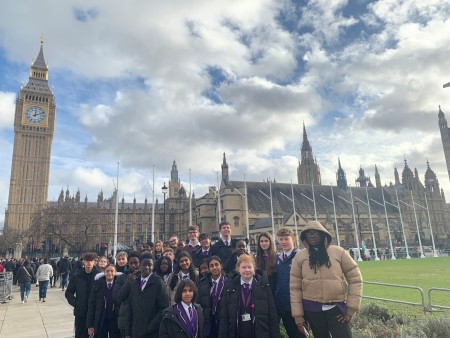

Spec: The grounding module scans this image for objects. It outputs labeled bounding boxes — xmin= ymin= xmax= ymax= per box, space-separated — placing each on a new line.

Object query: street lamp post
xmin=162 ymin=182 xmax=168 ymax=241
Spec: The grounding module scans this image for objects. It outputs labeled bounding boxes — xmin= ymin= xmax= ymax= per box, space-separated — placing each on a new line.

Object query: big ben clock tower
xmin=5 ymin=40 xmax=56 ymax=231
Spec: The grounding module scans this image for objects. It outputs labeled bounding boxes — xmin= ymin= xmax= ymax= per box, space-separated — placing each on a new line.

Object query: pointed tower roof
xmin=336 ymin=157 xmax=347 ymax=190
xmin=394 ymin=167 xmax=400 ymax=185
xmin=31 ymin=40 xmax=48 ymax=71
xmin=301 ymin=122 xmax=312 ymax=152
xmin=439 ymin=105 xmax=445 ymax=119
xmin=375 ymin=164 xmax=381 ymax=188
xmin=425 ymin=160 xmax=436 ymax=179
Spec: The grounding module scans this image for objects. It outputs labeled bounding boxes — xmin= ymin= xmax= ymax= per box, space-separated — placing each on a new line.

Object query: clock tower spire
xmin=5 ymin=40 xmax=56 ymax=231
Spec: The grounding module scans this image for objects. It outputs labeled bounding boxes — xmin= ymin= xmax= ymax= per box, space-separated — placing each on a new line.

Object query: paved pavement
xmin=0 ymin=284 xmax=74 ymax=337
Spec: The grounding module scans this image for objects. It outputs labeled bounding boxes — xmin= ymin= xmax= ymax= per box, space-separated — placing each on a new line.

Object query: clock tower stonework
xmin=5 ymin=41 xmax=56 ymax=231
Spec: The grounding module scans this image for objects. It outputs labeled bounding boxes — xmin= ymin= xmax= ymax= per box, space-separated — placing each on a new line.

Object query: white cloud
xmin=0 ymin=92 xmax=15 ymax=130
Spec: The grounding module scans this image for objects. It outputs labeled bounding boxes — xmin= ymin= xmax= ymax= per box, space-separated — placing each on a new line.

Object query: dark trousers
xmin=38 ymin=280 xmax=49 ymax=299
xmin=97 ymin=317 xmax=121 ymax=338
xmin=304 ymin=307 xmax=352 ymax=338
xmin=75 ymin=315 xmax=89 ymax=338
xmin=280 ymin=311 xmax=306 ymax=338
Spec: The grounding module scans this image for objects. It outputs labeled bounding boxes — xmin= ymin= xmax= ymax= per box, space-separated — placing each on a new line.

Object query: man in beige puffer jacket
xmin=290 ymin=221 xmax=362 ymax=338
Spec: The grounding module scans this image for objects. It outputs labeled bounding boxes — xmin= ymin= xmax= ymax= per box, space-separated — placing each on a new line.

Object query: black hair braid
xmin=308 ymin=239 xmax=331 ymax=273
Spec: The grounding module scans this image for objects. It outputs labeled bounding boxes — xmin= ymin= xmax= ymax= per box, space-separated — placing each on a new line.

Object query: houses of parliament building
xmin=4 ymin=43 xmax=450 ymax=254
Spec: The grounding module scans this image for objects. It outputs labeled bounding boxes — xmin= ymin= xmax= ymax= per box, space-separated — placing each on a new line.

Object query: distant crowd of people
xmin=4 ymin=221 xmax=363 ymax=338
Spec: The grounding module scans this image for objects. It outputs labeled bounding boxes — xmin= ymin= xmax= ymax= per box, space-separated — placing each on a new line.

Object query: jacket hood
xmin=300 ymin=221 xmax=333 ymax=248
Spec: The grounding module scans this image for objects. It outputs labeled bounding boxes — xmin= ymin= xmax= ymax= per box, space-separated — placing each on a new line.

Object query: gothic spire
xmin=336 ymin=157 xmax=347 ymax=190
xmin=221 ymin=152 xmax=229 ymax=185
xmin=375 ymin=164 xmax=381 ymax=188
xmin=31 ymin=39 xmax=48 ymax=71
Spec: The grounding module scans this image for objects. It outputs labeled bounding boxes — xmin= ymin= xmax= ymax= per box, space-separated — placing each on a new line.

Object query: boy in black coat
xmin=125 ymin=257 xmax=168 ymax=338
xmin=65 ymin=252 xmax=98 ymax=338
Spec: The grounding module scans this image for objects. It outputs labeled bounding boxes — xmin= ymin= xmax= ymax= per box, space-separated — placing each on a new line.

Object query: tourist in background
xmin=35 ymin=257 xmax=53 ymax=302
xmin=290 ymin=221 xmax=363 ymax=338
xmin=16 ymin=259 xmax=33 ymax=304
xmin=58 ymin=255 xmax=71 ymax=291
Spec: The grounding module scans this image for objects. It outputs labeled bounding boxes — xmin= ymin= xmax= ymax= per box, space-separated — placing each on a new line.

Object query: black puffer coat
xmin=159 ymin=304 xmax=204 ymax=338
xmin=65 ymin=267 xmax=98 ymax=318
xmin=219 ymin=273 xmax=280 ymax=338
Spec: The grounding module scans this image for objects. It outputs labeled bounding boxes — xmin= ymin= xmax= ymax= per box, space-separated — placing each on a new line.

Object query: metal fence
xmin=364 ymin=281 xmax=450 ymax=313
xmin=0 ymin=272 xmax=14 ymax=303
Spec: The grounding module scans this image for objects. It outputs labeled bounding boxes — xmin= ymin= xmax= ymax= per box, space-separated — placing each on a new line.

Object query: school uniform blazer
xmin=159 ymin=304 xmax=204 ymax=338
xmin=126 ymin=274 xmax=169 ymax=338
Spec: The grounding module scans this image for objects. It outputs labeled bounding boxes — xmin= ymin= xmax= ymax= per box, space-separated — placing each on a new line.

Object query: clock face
xmin=25 ymin=106 xmax=46 ymax=124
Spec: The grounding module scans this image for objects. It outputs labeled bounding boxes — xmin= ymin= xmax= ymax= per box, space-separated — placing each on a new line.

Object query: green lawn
xmin=358 ymin=257 xmax=450 ymax=316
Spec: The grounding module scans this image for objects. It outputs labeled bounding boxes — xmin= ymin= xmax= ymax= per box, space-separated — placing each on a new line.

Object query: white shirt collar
xmin=240 ymin=277 xmax=254 ymax=288
xmin=141 ymin=273 xmax=151 ymax=283
xmin=188 ymin=241 xmax=200 ymax=247
xmin=181 ymin=301 xmax=193 ymax=313
xmin=202 ymin=248 xmax=210 ymax=252
xmin=212 ymin=275 xmax=222 ymax=284
xmin=281 ymin=248 xmax=294 ymax=258
xmin=180 ymin=272 xmax=190 ymax=280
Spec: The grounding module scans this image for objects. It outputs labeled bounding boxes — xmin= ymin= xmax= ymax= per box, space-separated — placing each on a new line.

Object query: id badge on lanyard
xmin=241 ymin=287 xmax=252 ymax=322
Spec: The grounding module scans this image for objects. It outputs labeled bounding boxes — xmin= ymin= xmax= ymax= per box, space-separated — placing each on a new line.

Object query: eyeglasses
xmin=305 ymin=231 xmax=321 ymax=237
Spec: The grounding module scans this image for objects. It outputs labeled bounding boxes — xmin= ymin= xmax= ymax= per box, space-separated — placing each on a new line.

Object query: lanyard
xmin=241 ymin=285 xmax=252 ymax=311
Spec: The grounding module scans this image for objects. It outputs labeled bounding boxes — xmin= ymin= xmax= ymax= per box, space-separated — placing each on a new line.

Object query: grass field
xmin=358 ymin=257 xmax=450 ymax=316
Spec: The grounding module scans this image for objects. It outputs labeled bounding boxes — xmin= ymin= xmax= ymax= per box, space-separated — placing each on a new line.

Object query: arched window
xmin=234 ymin=216 xmax=239 ymax=227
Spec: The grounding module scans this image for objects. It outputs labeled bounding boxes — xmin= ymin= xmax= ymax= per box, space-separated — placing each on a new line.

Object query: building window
xmin=234 ymin=216 xmax=239 ymax=227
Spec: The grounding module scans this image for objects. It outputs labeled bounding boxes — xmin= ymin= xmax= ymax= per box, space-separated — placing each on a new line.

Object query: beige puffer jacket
xmin=290 ymin=221 xmax=363 ymax=324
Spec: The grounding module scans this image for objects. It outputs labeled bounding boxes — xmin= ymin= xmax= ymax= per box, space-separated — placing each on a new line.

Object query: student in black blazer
xmin=125 ymin=257 xmax=169 ymax=338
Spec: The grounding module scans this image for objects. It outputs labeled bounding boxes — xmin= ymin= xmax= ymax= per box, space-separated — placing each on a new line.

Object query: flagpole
xmin=366 ymin=186 xmax=379 ymax=260
xmin=349 ymin=187 xmax=362 ymax=261
xmin=151 ymin=165 xmax=155 ymax=243
xmin=395 ymin=190 xmax=410 ymax=259
xmin=312 ymin=181 xmax=317 ymax=221
xmin=424 ymin=192 xmax=438 ymax=257
xmin=411 ymin=191 xmax=425 ymax=258
xmin=113 ymin=162 xmax=119 ymax=260
xmin=381 ymin=188 xmax=396 ymax=259
xmin=291 ymin=180 xmax=299 ymax=246
xmin=189 ymin=169 xmax=192 ymax=227
xmin=331 ymin=184 xmax=340 ymax=247
xmin=217 ymin=172 xmax=221 ymax=223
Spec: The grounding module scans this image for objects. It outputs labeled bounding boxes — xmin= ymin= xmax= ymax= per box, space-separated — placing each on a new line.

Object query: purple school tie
xmin=202 ymin=250 xmax=208 ymax=257
xmin=140 ymin=279 xmax=146 ymax=290
xmin=108 ymin=282 xmax=112 ymax=289
xmin=283 ymin=253 xmax=288 ymax=261
xmin=183 ymin=275 xmax=189 ymax=280
xmin=244 ymin=283 xmax=250 ymax=292
xmin=188 ymin=305 xmax=193 ymax=320
xmin=225 ymin=240 xmax=228 ymax=246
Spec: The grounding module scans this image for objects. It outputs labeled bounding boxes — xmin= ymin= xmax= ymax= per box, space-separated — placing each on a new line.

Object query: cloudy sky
xmin=1 ymin=0 xmax=450 ymax=223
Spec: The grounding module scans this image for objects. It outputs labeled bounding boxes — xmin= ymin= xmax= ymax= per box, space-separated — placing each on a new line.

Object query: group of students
xmin=63 ymin=220 xmax=362 ymax=338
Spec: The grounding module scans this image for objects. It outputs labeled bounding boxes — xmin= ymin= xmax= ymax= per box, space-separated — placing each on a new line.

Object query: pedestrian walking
xmin=15 ymin=259 xmax=33 ymax=304
xmin=35 ymin=257 xmax=53 ymax=302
